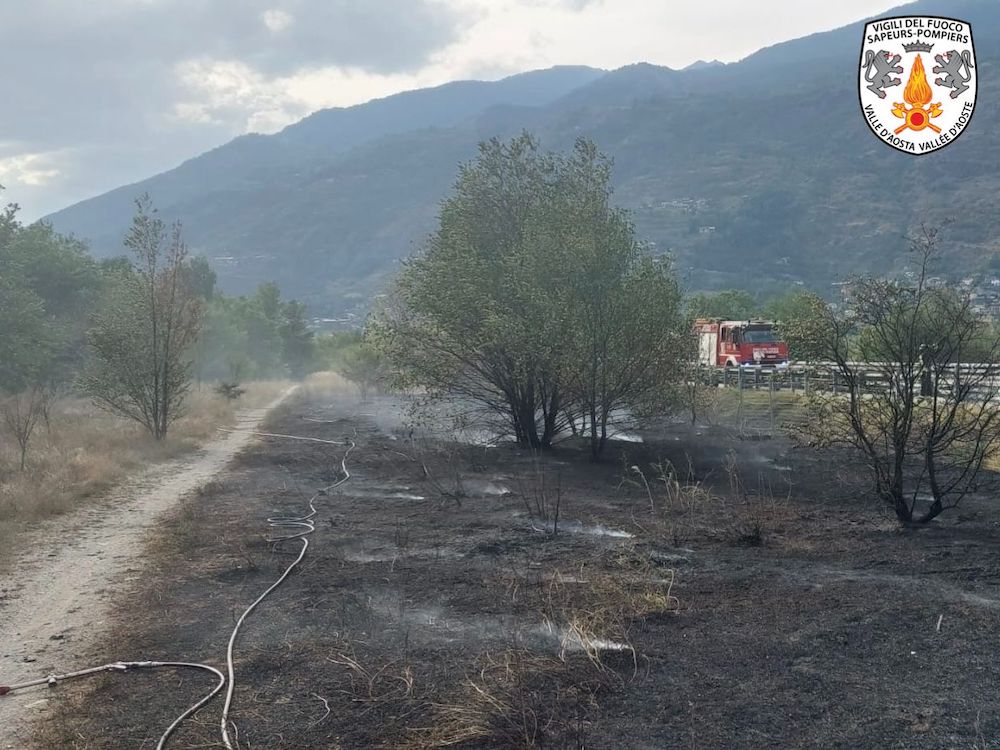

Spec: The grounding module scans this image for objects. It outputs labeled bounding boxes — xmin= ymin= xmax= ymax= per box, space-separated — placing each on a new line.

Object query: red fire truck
xmin=694 ymin=319 xmax=789 ymax=367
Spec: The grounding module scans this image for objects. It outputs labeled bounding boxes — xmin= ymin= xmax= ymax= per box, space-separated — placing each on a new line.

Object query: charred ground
xmin=30 ymin=384 xmax=1000 ymax=749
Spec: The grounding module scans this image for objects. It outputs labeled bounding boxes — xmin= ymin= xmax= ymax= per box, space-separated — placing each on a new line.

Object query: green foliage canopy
xmin=373 ymin=134 xmax=685 ymax=458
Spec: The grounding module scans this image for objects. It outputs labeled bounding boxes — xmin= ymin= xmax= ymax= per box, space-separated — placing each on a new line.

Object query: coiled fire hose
xmin=1 ymin=428 xmax=354 ymax=750
xmin=219 ymin=431 xmax=354 ymax=749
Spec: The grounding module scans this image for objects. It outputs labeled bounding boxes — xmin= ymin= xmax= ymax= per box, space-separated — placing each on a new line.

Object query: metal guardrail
xmin=706 ymin=361 xmax=1000 ymax=398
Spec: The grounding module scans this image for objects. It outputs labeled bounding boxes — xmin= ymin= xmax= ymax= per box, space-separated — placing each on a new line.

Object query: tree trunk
xmin=540 ymin=389 xmax=560 ymax=448
xmin=917 ymin=447 xmax=945 ymax=523
xmin=891 ymin=493 xmax=912 ymax=523
xmin=882 ymin=474 xmax=914 ymax=523
xmin=588 ymin=405 xmax=600 ymax=462
xmin=916 ymin=497 xmax=944 ymax=523
xmin=515 ymin=398 xmax=540 ymax=449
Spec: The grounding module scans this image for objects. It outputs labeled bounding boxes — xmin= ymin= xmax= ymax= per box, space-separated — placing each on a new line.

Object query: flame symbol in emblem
xmin=892 ymin=54 xmax=943 ymax=134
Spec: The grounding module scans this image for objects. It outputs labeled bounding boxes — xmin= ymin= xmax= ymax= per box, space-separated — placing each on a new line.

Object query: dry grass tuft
xmin=541 ymin=550 xmax=679 ymax=671
xmin=406 ymin=648 xmax=600 ymax=749
xmin=326 ymin=646 xmax=416 ymax=704
xmin=622 ymin=452 xmax=797 ymax=547
xmin=495 ymin=546 xmax=679 ymax=682
xmin=0 ymin=383 xmax=287 ymax=568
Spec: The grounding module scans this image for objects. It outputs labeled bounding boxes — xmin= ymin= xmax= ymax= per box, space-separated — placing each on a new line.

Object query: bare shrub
xmin=214 ymin=381 xmax=246 ymax=401
xmin=422 ymin=458 xmax=467 ymax=507
xmin=83 ymin=194 xmax=201 ymax=440
xmin=1 ymin=387 xmax=47 ymax=470
xmin=801 ymin=226 xmax=1000 ymax=523
xmin=623 ymin=458 xmax=711 ymax=544
xmin=676 ymin=359 xmax=721 ymax=425
xmin=517 ymin=458 xmax=562 ymax=534
xmin=723 ymin=450 xmax=792 ymax=546
xmin=622 ymin=451 xmax=790 ymax=546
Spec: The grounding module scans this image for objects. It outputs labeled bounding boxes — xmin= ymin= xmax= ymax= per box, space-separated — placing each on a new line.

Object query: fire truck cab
xmin=694 ymin=319 xmax=789 ymax=368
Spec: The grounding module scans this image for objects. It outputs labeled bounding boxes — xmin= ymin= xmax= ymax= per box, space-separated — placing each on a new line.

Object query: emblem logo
xmin=859 ymin=16 xmax=976 ymax=155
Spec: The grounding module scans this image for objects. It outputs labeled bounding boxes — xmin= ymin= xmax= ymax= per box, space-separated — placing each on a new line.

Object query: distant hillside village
xmin=959 ymin=276 xmax=1000 ymax=319
xmin=832 ymin=273 xmax=1000 ymax=320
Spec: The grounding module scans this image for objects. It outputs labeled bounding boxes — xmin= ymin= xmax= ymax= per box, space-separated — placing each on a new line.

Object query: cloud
xmin=0 ymin=152 xmax=63 ymax=188
xmin=0 ymin=0 xmax=465 ymax=217
xmin=1 ymin=0 xmax=903 ymax=220
xmin=2 ymin=0 xmax=461 ymax=77
xmin=261 ymin=9 xmax=294 ymax=32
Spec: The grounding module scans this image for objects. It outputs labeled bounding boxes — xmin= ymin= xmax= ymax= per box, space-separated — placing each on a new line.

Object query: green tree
xmin=3 ymin=223 xmax=98 ymax=319
xmin=241 ymin=283 xmax=285 ymax=376
xmin=191 ymin=281 xmax=316 ymax=381
xmin=0 ymin=200 xmax=76 ymax=390
xmin=0 ymin=187 xmax=19 ymax=249
xmin=280 ymin=299 xmax=315 ymax=378
xmin=183 ymin=255 xmax=217 ymax=301
xmin=762 ymin=290 xmax=829 ymax=361
xmin=83 ymin=195 xmax=202 ymax=440
xmin=555 ymin=143 xmax=684 ymax=459
xmin=0 ymin=279 xmax=56 ymax=392
xmin=373 ymin=134 xmax=568 ymax=448
xmin=340 ymin=341 xmax=388 ymax=400
xmin=315 ymin=331 xmax=363 ymax=370
xmin=374 ymin=134 xmax=685 ymax=458
xmin=687 ymin=289 xmax=756 ymax=320
xmin=194 ymin=295 xmax=251 ymax=381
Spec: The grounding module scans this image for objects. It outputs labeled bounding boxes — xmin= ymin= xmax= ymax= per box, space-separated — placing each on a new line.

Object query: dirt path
xmin=0 ymin=393 xmax=291 ymax=749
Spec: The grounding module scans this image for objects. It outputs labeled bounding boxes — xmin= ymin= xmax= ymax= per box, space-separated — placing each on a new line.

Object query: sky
xmin=2 ymin=0 xmax=904 ymax=220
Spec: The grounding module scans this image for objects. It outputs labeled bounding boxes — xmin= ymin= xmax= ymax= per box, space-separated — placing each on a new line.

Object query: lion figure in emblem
xmin=861 ymin=49 xmax=903 ymax=98
xmin=932 ymin=50 xmax=974 ymax=99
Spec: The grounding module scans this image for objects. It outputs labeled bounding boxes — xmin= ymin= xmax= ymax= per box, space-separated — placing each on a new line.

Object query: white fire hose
xmin=219 ymin=431 xmax=354 ymax=749
xmin=0 ymin=661 xmax=225 ymax=750
xmin=0 ymin=428 xmax=354 ymax=750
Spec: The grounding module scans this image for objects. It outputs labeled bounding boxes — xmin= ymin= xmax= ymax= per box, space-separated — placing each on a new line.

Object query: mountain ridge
xmin=45 ymin=0 xmax=1000 ymax=317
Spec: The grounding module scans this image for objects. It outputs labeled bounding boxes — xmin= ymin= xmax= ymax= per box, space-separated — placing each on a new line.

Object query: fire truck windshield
xmin=742 ymin=329 xmax=778 ymax=343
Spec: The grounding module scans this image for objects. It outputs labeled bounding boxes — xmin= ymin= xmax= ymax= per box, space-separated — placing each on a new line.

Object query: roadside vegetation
xmin=0 ymin=389 xmax=221 ymax=565
xmin=0 ymin=187 xmax=312 ymax=560
xmin=0 ymin=381 xmax=292 ymax=569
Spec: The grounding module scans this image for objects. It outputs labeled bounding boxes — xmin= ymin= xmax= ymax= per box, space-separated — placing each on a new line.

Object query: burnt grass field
xmin=32 ymin=383 xmax=1000 ymax=749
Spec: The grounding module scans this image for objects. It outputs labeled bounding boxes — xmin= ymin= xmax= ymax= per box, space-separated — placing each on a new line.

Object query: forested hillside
xmin=0 ymin=193 xmax=318 ymax=396
xmin=44 ymin=0 xmax=1000 ymax=317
